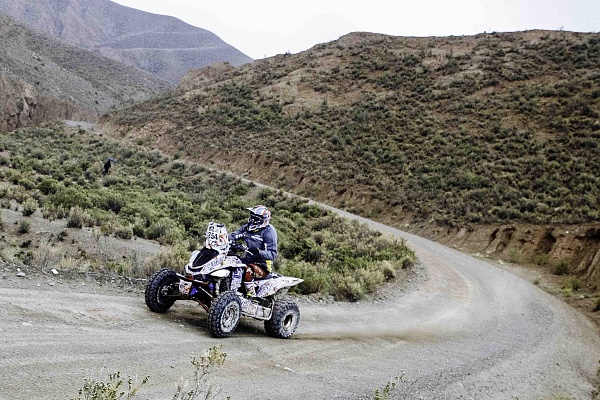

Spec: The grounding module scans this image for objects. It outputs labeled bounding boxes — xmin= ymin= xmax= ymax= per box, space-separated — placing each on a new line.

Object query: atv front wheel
xmin=145 ymin=269 xmax=179 ymax=313
xmin=264 ymin=296 xmax=300 ymax=339
xmin=208 ymin=291 xmax=241 ymax=338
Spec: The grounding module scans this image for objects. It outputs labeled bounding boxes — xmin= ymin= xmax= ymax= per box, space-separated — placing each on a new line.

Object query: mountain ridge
xmin=0 ymin=12 xmax=171 ymax=131
xmin=0 ymin=0 xmax=253 ymax=83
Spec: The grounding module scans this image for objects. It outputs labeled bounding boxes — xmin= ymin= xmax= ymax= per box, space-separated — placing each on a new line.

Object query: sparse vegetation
xmin=105 ymin=31 xmax=600 ymax=228
xmin=373 ymin=375 xmax=403 ymax=400
xmin=72 ymin=372 xmax=149 ymax=400
xmin=565 ymin=277 xmax=581 ymax=292
xmin=21 ymin=197 xmax=38 ymax=216
xmin=17 ymin=219 xmax=30 ymax=234
xmin=172 ymin=346 xmax=227 ymax=400
xmin=553 ymin=260 xmax=570 ymax=276
xmin=0 ymin=123 xmax=415 ymax=301
xmin=72 ymin=346 xmax=227 ymax=400
xmin=594 ymin=298 xmax=600 ymax=312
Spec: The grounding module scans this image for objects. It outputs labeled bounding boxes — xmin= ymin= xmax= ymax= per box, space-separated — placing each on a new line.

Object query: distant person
xmin=103 ymin=157 xmax=116 ymax=175
xmin=229 ymin=205 xmax=278 ymax=297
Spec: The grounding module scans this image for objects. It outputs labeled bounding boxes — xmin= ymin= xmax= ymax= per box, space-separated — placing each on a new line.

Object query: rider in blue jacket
xmin=229 ymin=205 xmax=278 ymax=297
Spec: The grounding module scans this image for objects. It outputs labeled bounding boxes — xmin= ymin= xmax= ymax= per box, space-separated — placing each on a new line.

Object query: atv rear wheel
xmin=145 ymin=269 xmax=179 ymax=313
xmin=264 ymin=296 xmax=300 ymax=339
xmin=208 ymin=291 xmax=241 ymax=338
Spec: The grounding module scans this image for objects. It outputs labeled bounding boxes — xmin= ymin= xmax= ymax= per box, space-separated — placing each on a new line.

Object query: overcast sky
xmin=111 ymin=0 xmax=600 ymax=60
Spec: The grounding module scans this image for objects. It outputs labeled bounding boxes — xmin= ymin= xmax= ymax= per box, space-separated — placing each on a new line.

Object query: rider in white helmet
xmin=229 ymin=205 xmax=278 ymax=297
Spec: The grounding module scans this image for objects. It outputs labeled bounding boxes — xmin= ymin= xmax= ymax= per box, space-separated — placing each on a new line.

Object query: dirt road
xmin=1 ymin=209 xmax=600 ymax=399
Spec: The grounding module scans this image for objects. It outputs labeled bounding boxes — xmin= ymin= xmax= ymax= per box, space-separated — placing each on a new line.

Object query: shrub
xmin=144 ymin=245 xmax=189 ymax=274
xmin=146 ymin=218 xmax=183 ymax=245
xmin=373 ymin=374 xmax=404 ymax=400
xmin=21 ymin=198 xmax=38 ymax=216
xmin=0 ymin=124 xmax=418 ymax=300
xmin=67 ymin=206 xmax=92 ymax=229
xmin=566 ymin=277 xmax=581 ymax=291
xmin=172 ymin=346 xmax=227 ymax=400
xmin=37 ymin=178 xmax=59 ymax=195
xmin=18 ymin=219 xmax=31 ymax=234
xmin=42 ymin=204 xmax=69 ymax=220
xmin=533 ymin=253 xmax=550 ymax=266
xmin=114 ymin=225 xmax=133 ymax=240
xmin=71 ymin=372 xmax=149 ymax=400
xmin=506 ymin=247 xmax=521 ymax=264
xmin=553 ymin=260 xmax=570 ymax=275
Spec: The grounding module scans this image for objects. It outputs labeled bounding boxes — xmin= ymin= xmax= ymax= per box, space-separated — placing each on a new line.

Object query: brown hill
xmin=100 ymin=30 xmax=600 ymax=288
xmin=0 ymin=0 xmax=253 ymax=83
xmin=0 ymin=12 xmax=171 ymax=131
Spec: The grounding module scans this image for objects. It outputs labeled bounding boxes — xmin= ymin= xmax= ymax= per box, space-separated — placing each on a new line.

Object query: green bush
xmin=146 ymin=218 xmax=183 ymax=245
xmin=554 ymin=260 xmax=570 ymax=276
xmin=67 ymin=206 xmax=93 ymax=229
xmin=0 ymin=125 xmax=416 ymax=301
xmin=114 ymin=225 xmax=133 ymax=240
xmin=21 ymin=198 xmax=38 ymax=216
xmin=71 ymin=372 xmax=148 ymax=400
xmin=18 ymin=219 xmax=31 ymax=234
xmin=566 ymin=277 xmax=581 ymax=291
xmin=144 ymin=245 xmax=189 ymax=272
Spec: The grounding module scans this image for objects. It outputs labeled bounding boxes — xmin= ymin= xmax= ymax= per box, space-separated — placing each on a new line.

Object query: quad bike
xmin=144 ymin=222 xmax=303 ymax=339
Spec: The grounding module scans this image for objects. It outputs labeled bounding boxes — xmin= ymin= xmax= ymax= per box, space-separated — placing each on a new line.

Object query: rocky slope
xmin=0 ymin=0 xmax=253 ymax=83
xmin=0 ymin=13 xmax=171 ymax=131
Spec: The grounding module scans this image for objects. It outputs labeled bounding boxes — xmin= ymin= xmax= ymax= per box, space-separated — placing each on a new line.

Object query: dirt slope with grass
xmin=100 ymin=29 xmax=600 ymax=298
xmin=1 ymin=205 xmax=599 ymax=399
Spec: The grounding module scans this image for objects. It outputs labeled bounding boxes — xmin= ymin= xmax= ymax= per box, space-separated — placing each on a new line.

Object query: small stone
xmin=17 ymin=272 xmax=26 ymax=278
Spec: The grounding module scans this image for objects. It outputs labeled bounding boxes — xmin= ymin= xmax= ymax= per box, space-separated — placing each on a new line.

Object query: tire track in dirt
xmin=1 ymin=204 xmax=600 ymax=399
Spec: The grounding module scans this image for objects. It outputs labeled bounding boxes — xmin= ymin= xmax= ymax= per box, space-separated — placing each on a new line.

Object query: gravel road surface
xmin=1 ymin=207 xmax=599 ymax=399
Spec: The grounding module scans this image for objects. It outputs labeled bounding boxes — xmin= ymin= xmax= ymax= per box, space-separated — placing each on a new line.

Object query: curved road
xmin=1 ymin=207 xmax=599 ymax=399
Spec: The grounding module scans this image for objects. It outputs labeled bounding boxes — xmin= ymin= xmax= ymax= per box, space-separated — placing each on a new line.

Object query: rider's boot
xmin=244 ymin=281 xmax=256 ymax=298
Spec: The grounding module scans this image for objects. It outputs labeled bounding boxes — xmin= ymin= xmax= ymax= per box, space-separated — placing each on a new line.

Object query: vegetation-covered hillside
xmin=104 ymin=30 xmax=600 ymax=227
xmin=0 ymin=123 xmax=414 ymax=301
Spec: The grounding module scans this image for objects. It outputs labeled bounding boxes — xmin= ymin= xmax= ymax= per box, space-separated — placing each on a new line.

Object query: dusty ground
xmin=1 ymin=206 xmax=600 ymax=399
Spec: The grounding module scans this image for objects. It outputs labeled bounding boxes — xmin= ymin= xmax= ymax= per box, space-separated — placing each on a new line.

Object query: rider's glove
xmin=229 ymin=233 xmax=243 ymax=242
xmin=248 ymin=247 xmax=260 ymax=256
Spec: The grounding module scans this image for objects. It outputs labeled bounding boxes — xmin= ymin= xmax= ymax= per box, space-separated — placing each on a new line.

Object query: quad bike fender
xmin=256 ymin=276 xmax=304 ymax=298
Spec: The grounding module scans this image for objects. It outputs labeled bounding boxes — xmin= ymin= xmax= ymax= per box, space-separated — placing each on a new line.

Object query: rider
xmin=229 ymin=205 xmax=278 ymax=297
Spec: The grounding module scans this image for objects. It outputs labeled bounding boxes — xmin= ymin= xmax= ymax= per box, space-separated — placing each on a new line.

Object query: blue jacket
xmin=229 ymin=224 xmax=278 ymax=272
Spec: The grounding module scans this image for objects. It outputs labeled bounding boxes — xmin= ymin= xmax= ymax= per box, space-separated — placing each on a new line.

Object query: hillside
xmin=100 ymin=30 xmax=600 ymax=287
xmin=0 ymin=122 xmax=414 ymax=302
xmin=0 ymin=0 xmax=253 ymax=83
xmin=0 ymin=13 xmax=171 ymax=131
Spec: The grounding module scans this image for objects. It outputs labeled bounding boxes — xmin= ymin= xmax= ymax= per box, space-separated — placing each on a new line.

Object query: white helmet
xmin=247 ymin=205 xmax=271 ymax=231
xmin=205 ymin=222 xmax=229 ymax=254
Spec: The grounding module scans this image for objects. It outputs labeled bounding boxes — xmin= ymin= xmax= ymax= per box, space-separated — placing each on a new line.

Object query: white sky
xmin=111 ymin=0 xmax=600 ymax=60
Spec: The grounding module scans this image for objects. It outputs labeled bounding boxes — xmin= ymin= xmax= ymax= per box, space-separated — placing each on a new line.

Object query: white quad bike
xmin=145 ymin=222 xmax=303 ymax=339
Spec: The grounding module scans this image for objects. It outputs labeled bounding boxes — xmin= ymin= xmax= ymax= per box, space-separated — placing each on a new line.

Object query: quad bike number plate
xmin=179 ymin=280 xmax=192 ymax=295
